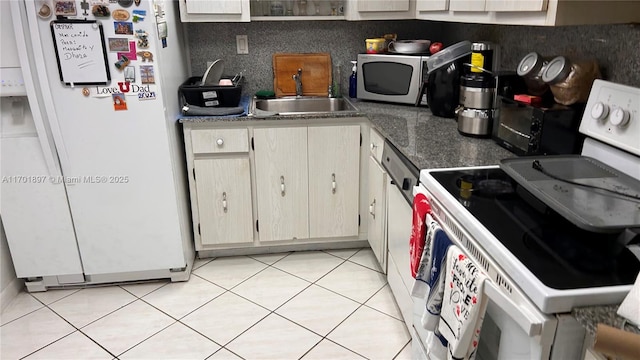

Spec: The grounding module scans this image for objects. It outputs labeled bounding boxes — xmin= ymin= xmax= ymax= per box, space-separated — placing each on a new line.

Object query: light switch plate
xmin=236 ymin=35 xmax=248 ymax=54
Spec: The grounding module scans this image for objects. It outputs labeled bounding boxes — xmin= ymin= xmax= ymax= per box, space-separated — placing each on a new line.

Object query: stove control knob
xmin=609 ymin=107 xmax=630 ymax=127
xmin=590 ymin=102 xmax=609 ymax=121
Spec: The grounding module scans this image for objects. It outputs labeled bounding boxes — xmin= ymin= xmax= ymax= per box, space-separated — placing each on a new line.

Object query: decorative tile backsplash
xmin=187 ymin=20 xmax=639 ymax=96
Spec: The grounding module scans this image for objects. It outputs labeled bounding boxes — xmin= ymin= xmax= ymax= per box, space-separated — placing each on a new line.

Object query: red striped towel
xmin=410 ymin=193 xmax=431 ymax=278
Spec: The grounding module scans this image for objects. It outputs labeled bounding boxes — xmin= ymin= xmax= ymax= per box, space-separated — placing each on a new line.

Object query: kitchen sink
xmin=251 ymin=96 xmax=359 ymax=116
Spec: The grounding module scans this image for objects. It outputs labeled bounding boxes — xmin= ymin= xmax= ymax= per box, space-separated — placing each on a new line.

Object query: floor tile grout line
xmin=391 ymin=338 xmax=413 ymax=360
xmin=14 ymin=301 xmax=121 ymax=360
xmin=37 ymin=288 xmax=140 ymax=332
xmin=118 ymin=280 xmax=170 ymax=299
xmin=113 ymin=319 xmax=180 ymax=359
xmin=0 ymin=294 xmax=47 ymax=328
xmin=360 ymin=283 xmax=406 ymax=321
xmin=206 ymin=346 xmax=246 ymax=360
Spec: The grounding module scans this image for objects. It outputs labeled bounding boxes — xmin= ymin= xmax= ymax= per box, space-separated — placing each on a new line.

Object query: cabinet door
xmin=308 ymin=125 xmax=360 ymax=238
xmin=449 ymin=0 xmax=485 ymax=11
xmin=184 ymin=0 xmax=242 ymax=14
xmin=416 ymin=0 xmax=449 ymax=11
xmin=367 ymin=156 xmax=387 ymax=272
xmin=254 ymin=127 xmax=309 ymax=242
xmin=357 ymin=0 xmax=410 ymax=12
xmin=194 ymin=158 xmax=253 ymax=246
xmin=485 ymin=0 xmax=547 ymax=12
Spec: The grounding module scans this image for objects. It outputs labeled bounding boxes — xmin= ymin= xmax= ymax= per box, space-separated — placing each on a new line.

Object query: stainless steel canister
xmin=459 ymin=86 xmax=494 ymax=109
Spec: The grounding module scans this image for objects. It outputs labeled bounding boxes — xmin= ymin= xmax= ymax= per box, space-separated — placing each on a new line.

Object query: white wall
xmin=1 ymin=217 xmax=21 ymax=312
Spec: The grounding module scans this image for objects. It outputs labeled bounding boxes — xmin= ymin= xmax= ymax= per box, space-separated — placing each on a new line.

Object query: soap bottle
xmin=349 ymin=61 xmax=357 ymax=98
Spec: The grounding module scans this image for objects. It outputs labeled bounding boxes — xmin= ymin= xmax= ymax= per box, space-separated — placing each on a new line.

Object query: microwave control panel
xmin=579 ymin=79 xmax=639 ymax=156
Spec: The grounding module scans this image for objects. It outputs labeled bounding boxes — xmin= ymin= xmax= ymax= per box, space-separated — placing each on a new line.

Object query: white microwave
xmin=357 ymin=53 xmax=428 ymax=105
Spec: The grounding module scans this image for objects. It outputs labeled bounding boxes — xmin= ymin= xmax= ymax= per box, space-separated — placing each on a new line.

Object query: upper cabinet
xmin=179 ymin=0 xmax=251 ymax=22
xmin=179 ymin=0 xmax=640 ymax=24
xmin=345 ymin=0 xmax=415 ymax=20
xmin=415 ymin=0 xmax=640 ymax=26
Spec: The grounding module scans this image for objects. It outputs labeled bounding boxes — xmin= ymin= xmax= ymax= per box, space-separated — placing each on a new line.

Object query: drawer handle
xmin=222 ymin=192 xmax=228 ymax=213
xmin=369 ymin=198 xmax=376 ymax=219
xmin=280 ymin=176 xmax=286 ymax=196
xmin=216 ymin=138 xmax=224 ymax=146
xmin=332 ymin=173 xmax=336 ymax=194
xmin=370 ymin=142 xmax=377 ymax=151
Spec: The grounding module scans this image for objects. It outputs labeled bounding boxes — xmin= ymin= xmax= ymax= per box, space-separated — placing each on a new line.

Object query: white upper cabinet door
xmin=254 ymin=127 xmax=309 ymax=242
xmin=449 ymin=0 xmax=485 ymax=11
xmin=185 ymin=0 xmax=242 ymax=14
xmin=357 ymin=0 xmax=410 ymax=12
xmin=485 ymin=0 xmax=547 ymax=12
xmin=179 ymin=0 xmax=250 ymax=22
xmin=416 ymin=0 xmax=449 ymax=12
xmin=308 ymin=125 xmax=360 ymax=239
xmin=194 ymin=158 xmax=254 ymax=246
xmin=347 ymin=0 xmax=415 ymax=20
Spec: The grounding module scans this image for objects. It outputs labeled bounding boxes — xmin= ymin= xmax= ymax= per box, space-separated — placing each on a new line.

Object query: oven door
xmin=411 ymin=184 xmax=578 ymax=360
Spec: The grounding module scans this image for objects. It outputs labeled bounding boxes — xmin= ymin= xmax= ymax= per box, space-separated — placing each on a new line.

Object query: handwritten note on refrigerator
xmin=50 ymin=20 xmax=111 ymax=86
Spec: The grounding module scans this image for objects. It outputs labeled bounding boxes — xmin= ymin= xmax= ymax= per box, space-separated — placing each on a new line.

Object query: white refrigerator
xmin=1 ymin=0 xmax=194 ymax=291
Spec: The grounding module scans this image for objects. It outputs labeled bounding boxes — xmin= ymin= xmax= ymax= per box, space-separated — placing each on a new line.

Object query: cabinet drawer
xmin=191 ymin=129 xmax=249 ymax=154
xmin=369 ymin=128 xmax=385 ymax=162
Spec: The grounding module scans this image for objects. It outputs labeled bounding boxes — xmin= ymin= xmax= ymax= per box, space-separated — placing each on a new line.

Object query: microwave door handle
xmin=484 ymin=282 xmax=546 ymax=337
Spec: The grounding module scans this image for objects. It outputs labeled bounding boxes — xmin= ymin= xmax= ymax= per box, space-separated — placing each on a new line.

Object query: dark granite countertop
xmin=350 ymin=99 xmax=514 ymax=169
xmin=180 ymin=97 xmax=515 ymax=169
xmin=179 ymin=99 xmax=633 ymax=334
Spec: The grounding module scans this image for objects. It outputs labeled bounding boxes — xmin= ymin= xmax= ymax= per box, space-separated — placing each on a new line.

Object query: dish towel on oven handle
xmin=410 ymin=193 xmax=431 ymax=279
xmin=412 ymin=213 xmax=442 ymax=298
xmin=419 ymin=226 xmax=453 ymax=331
xmin=438 ymin=245 xmax=489 ymax=360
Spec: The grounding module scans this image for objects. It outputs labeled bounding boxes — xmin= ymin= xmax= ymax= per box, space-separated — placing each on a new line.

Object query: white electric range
xmin=413 ymin=79 xmax=640 ymax=359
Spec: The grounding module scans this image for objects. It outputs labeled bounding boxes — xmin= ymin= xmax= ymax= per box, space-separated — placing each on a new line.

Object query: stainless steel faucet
xmin=292 ymin=68 xmax=302 ymax=97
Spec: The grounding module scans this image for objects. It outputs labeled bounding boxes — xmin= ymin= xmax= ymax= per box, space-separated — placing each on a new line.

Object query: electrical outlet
xmin=236 ymin=35 xmax=248 ymax=54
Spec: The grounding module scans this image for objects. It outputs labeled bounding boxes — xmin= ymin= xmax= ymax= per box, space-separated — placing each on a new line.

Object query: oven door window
xmin=362 ymin=62 xmax=413 ymax=95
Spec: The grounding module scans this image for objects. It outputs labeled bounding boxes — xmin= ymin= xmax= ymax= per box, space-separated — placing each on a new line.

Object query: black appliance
xmin=493 ymin=96 xmax=585 ymax=156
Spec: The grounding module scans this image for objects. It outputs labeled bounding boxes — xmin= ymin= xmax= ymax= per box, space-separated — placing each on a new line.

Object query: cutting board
xmin=273 ymin=53 xmax=331 ymax=97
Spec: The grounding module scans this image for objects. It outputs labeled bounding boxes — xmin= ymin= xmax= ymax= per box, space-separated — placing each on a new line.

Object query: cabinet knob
xmin=216 ymin=138 xmax=224 ymax=146
xmin=370 ymin=143 xmax=377 ymax=151
xmin=332 ymin=173 xmax=336 ymax=194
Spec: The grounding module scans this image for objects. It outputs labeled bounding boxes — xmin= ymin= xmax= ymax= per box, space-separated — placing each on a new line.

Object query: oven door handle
xmin=484 ymin=281 xmax=545 ymax=337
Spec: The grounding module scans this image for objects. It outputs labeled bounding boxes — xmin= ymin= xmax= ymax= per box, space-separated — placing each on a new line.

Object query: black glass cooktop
xmin=431 ymin=168 xmax=640 ymax=290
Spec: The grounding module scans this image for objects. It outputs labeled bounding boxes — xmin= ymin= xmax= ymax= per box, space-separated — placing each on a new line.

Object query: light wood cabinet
xmin=253 ymin=127 xmax=309 ymax=242
xmin=253 ymin=125 xmax=361 ymax=242
xmin=183 ymin=119 xmax=367 ymax=255
xmin=367 ymin=155 xmax=387 ymax=271
xmin=308 ymin=125 xmax=360 ymax=238
xmin=415 ymin=0 xmax=640 ymax=26
xmin=185 ymin=127 xmax=254 ymax=250
xmin=179 ymin=0 xmax=251 ymax=22
xmin=194 ymin=158 xmax=253 ymax=245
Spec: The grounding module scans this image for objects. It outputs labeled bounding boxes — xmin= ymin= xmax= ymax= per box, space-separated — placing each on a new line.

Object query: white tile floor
xmin=1 ymin=248 xmax=412 ymax=360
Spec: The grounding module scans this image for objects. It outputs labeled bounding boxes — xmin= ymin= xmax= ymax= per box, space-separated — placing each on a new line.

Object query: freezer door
xmin=1 ymin=98 xmax=84 ymax=278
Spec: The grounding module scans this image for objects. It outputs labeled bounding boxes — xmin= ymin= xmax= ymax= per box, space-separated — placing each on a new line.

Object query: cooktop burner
xmin=432 ymin=168 xmax=640 ymax=290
